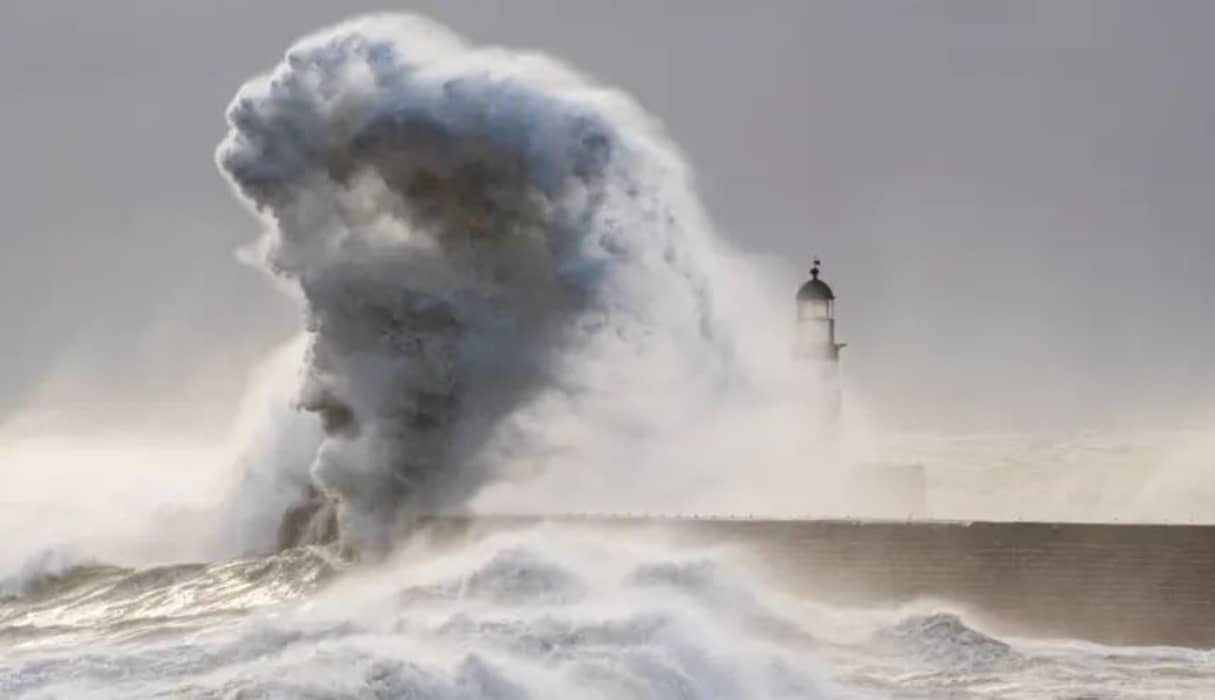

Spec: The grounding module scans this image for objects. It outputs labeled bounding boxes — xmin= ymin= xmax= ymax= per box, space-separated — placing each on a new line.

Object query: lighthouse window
xmin=799 ymin=299 xmax=831 ymax=320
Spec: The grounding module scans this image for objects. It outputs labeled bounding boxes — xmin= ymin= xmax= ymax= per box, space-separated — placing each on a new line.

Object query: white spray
xmin=216 ymin=14 xmax=826 ymax=554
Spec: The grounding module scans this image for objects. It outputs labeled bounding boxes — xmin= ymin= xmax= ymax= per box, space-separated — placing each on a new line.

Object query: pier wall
xmin=419 ymin=516 xmax=1215 ymax=647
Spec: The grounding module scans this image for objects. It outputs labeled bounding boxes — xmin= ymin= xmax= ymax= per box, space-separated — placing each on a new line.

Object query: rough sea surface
xmin=3 ymin=525 xmax=1214 ymax=699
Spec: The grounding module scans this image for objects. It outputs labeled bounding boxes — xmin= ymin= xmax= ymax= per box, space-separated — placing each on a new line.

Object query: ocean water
xmin=3 ymin=524 xmax=1214 ymax=699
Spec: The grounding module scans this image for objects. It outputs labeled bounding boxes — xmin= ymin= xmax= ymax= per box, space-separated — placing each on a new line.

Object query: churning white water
xmin=6 ymin=521 xmax=1215 ymax=699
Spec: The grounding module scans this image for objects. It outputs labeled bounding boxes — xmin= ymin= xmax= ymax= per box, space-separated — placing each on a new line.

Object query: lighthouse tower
xmin=796 ymin=259 xmax=845 ymax=423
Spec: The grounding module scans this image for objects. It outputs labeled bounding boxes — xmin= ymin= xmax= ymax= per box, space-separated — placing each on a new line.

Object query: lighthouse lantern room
xmin=796 ymin=259 xmax=842 ymax=363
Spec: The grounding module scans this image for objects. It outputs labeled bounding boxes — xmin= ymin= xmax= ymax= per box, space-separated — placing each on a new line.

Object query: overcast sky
xmin=1 ymin=0 xmax=1212 ymax=434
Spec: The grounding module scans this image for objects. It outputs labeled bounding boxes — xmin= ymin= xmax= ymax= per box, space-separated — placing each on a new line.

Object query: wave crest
xmin=217 ymin=14 xmax=743 ymax=554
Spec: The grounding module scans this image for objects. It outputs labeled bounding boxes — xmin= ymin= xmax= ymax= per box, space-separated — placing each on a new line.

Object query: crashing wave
xmin=873 ymin=612 xmax=1023 ymax=674
xmin=216 ymin=14 xmax=759 ymax=555
xmin=0 ymin=548 xmax=105 ymax=601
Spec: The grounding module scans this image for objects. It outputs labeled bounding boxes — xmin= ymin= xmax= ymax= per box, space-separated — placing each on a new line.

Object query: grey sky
xmin=1 ymin=1 xmax=1212 ymax=433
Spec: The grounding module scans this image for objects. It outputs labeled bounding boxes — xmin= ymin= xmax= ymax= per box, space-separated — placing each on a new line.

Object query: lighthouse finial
xmin=811 ymin=257 xmax=821 ymax=280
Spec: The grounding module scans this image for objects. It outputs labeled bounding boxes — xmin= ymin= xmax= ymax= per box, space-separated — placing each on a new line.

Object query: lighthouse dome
xmin=796 ymin=262 xmax=835 ymax=301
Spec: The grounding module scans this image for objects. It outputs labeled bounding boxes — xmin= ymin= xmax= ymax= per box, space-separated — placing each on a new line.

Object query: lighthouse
xmin=796 ymin=259 xmax=845 ymax=423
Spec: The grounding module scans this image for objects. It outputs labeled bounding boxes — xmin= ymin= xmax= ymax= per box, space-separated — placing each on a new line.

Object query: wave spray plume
xmin=215 ymin=14 xmax=805 ymax=555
